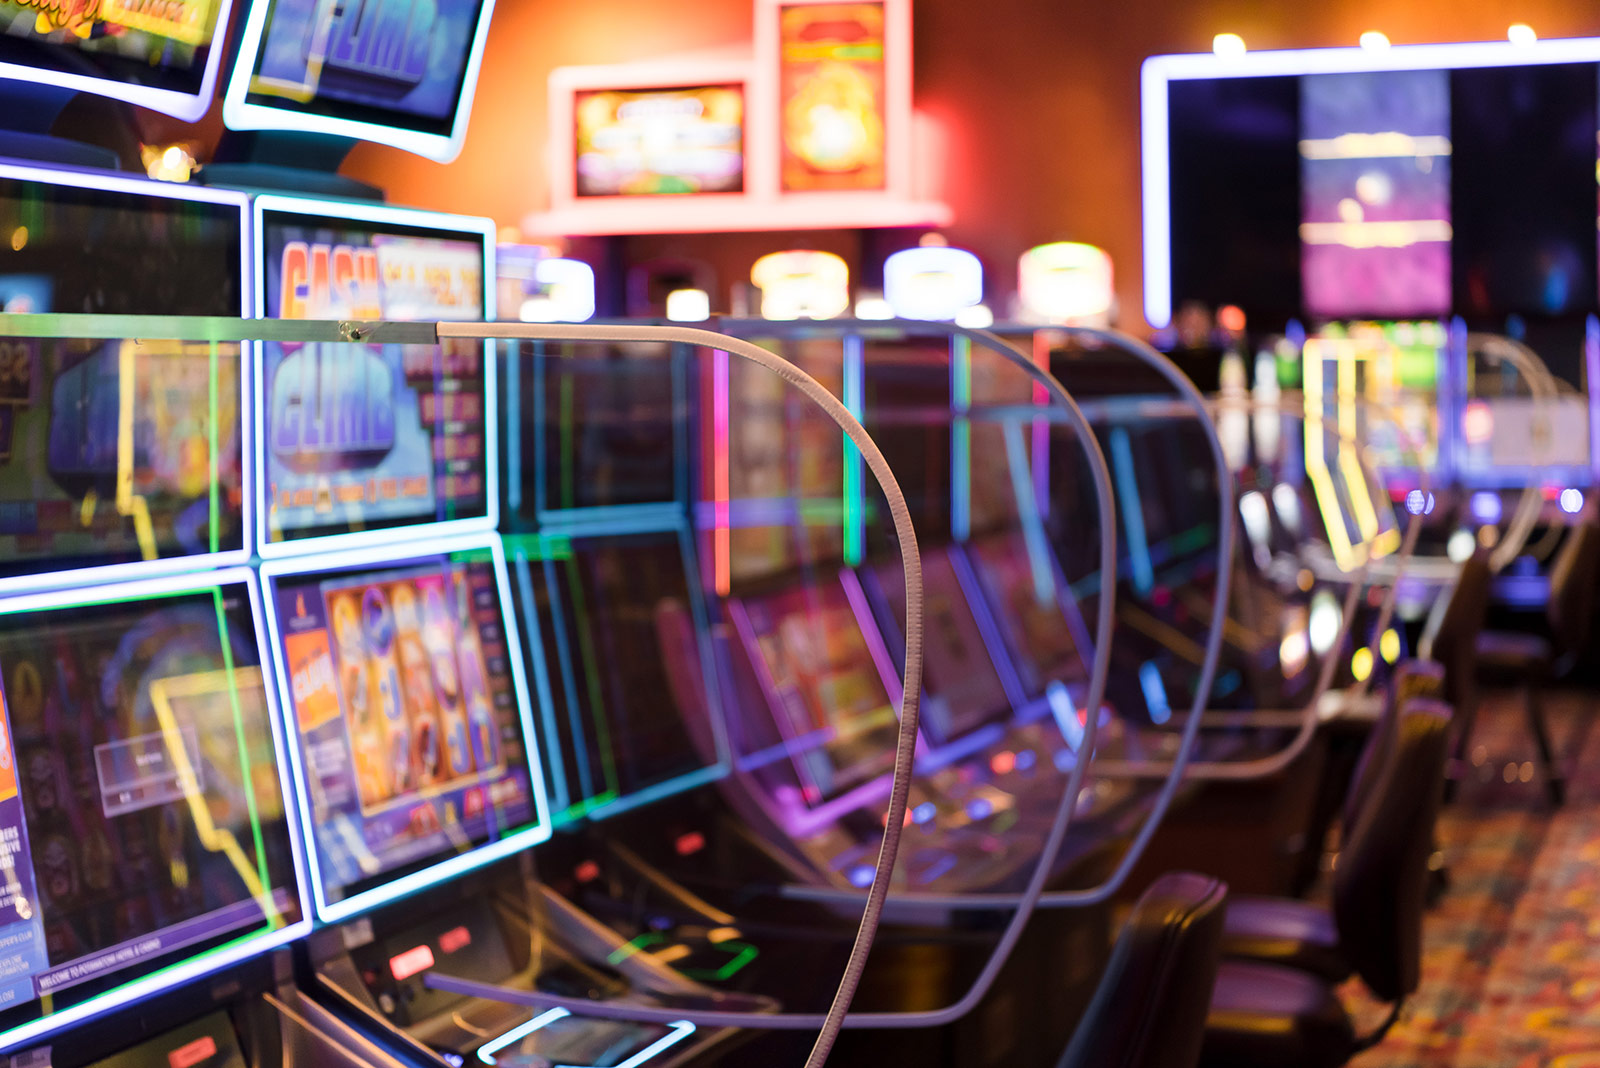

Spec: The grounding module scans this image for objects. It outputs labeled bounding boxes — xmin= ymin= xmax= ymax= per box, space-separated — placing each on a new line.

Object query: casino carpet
xmin=1350 ymin=687 xmax=1600 ymax=1067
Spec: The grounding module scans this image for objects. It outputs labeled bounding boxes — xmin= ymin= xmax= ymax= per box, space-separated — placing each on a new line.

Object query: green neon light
xmin=212 ymin=589 xmax=272 ymax=915
xmin=208 ymin=340 xmax=220 ymax=555
xmin=564 ymin=558 xmax=621 ymax=797
xmin=684 ymin=942 xmax=759 ymax=983
xmin=608 ymin=931 xmax=665 ymax=966
xmin=604 ymin=933 xmax=760 ymax=982
xmin=500 ymin=533 xmax=574 ymax=560
xmin=557 ymin=789 xmax=619 ymax=823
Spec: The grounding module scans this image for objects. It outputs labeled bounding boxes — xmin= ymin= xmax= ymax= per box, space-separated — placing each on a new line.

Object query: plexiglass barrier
xmin=0 ymin=314 xmax=932 ymax=1067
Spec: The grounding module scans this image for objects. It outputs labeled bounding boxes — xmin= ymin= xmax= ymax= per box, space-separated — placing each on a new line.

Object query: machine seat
xmin=1220 ymin=896 xmax=1348 ymax=982
xmin=1200 ymin=960 xmax=1355 ymax=1068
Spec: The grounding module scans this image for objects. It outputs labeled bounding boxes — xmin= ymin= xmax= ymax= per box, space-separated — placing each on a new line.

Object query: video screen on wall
xmin=0 ymin=0 xmax=230 ymax=113
xmin=0 ymin=581 xmax=302 ymax=1034
xmin=777 ymin=1 xmax=887 ymax=192
xmin=575 ymin=84 xmax=745 ymax=196
xmin=257 ymin=205 xmax=490 ymax=547
xmin=235 ymin=0 xmax=490 ymax=136
xmin=267 ymin=550 xmax=540 ymax=911
xmin=1163 ymin=60 xmax=1600 ymax=325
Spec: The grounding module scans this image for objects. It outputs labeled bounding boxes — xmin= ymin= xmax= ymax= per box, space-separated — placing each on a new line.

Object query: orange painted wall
xmin=338 ymin=0 xmax=1600 ymax=329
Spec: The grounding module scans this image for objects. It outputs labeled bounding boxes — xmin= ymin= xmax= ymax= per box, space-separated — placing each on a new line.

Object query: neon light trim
xmin=258 ymin=533 xmax=552 ymax=925
xmin=0 ymin=568 xmax=311 ymax=1054
xmin=1141 ymin=35 xmax=1600 ymax=327
xmin=250 ymin=195 xmax=498 ymax=559
xmin=843 ymin=333 xmax=866 ymax=566
xmin=475 ymin=1008 xmax=696 ymax=1067
xmin=1107 ymin=427 xmax=1155 ymax=594
xmin=1138 ymin=661 xmax=1172 ymax=724
xmin=0 ymin=0 xmax=239 ymax=122
xmin=951 ymin=334 xmax=973 ymax=543
xmin=221 ymin=0 xmax=497 ymax=162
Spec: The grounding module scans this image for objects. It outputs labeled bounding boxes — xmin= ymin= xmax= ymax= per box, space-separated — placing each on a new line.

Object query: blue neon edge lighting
xmin=1140 ymin=34 xmax=1600 ymax=329
xmin=0 ymin=567 xmax=313 ymax=1054
xmin=250 ymin=194 xmax=499 ymax=560
xmin=257 ymin=532 xmax=553 ymax=925
xmin=220 ymin=0 xmax=498 ymax=163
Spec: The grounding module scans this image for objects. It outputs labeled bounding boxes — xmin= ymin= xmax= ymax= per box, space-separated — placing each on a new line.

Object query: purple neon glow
xmin=1300 ymin=70 xmax=1453 ymax=319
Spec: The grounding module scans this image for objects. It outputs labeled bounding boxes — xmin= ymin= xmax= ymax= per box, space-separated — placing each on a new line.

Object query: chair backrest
xmin=1424 ymin=550 xmax=1492 ymax=706
xmin=1331 ymin=698 xmax=1453 ymax=1004
xmin=1057 ymin=872 xmax=1228 ymax=1068
xmin=1341 ymin=659 xmax=1446 ymax=833
xmin=1548 ymin=520 xmax=1600 ymax=657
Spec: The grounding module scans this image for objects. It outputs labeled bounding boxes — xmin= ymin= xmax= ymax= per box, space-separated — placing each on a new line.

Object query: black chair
xmin=1199 ymin=699 xmax=1454 ymax=1067
xmin=1218 ymin=659 xmax=1446 ymax=980
xmin=1470 ymin=519 xmax=1600 ymax=805
xmin=1058 ymin=872 xmax=1229 ymax=1068
xmin=1411 ymin=550 xmax=1494 ymax=803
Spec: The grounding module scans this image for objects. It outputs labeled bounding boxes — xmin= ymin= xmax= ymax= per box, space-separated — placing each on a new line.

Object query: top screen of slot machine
xmin=257 ymin=204 xmax=491 ymax=549
xmin=0 ymin=576 xmax=304 ymax=1042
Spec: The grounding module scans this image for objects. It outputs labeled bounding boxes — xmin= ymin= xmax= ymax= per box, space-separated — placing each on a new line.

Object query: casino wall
xmin=140 ymin=0 xmax=1600 ymax=330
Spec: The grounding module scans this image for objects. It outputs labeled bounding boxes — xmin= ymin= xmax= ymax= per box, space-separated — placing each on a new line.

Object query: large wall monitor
xmin=0 ymin=571 xmax=308 ymax=1051
xmin=0 ymin=0 xmax=238 ymax=121
xmin=252 ymin=196 xmax=496 ymax=556
xmin=1143 ymin=38 xmax=1600 ymax=328
xmin=260 ymin=535 xmax=549 ymax=922
xmin=223 ymin=0 xmax=497 ymax=162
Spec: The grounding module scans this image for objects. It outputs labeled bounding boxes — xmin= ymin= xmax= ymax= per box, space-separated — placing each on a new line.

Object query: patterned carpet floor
xmin=1353 ymin=687 xmax=1600 ymax=1067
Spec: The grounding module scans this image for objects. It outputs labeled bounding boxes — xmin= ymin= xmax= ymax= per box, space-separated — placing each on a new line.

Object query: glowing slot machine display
xmin=0 ymin=573 xmax=307 ymax=1050
xmin=260 ymin=536 xmax=547 ymax=921
xmin=224 ymin=0 xmax=498 ymax=161
xmin=252 ymin=196 xmax=496 ymax=555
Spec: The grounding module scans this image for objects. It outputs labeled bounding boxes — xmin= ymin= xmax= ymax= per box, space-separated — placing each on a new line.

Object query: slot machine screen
xmin=255 ymin=199 xmax=493 ymax=551
xmin=223 ymin=0 xmax=495 ymax=161
xmin=729 ymin=581 xmax=898 ymax=806
xmin=0 ymin=336 xmax=245 ymax=586
xmin=967 ymin=534 xmax=1089 ymax=700
xmin=0 ymin=166 xmax=246 ymax=316
xmin=0 ymin=0 xmax=236 ymax=121
xmin=511 ymin=531 xmax=717 ymax=822
xmin=865 ymin=549 xmax=1011 ymax=747
xmin=264 ymin=543 xmax=546 ymax=919
xmin=0 ymin=576 xmax=304 ymax=1044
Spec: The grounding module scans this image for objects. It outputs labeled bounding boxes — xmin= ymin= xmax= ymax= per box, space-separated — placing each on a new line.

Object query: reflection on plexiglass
xmin=0 ymin=582 xmax=300 ymax=1032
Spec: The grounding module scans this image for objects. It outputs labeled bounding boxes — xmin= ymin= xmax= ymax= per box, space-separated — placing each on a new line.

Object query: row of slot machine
xmin=0 ymin=159 xmax=1252 ymax=1068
